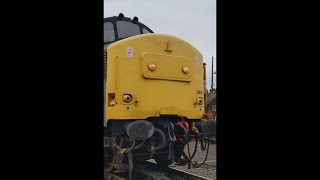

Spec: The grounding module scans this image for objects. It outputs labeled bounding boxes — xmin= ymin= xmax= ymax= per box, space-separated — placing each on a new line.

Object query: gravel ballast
xmin=170 ymin=139 xmax=216 ymax=180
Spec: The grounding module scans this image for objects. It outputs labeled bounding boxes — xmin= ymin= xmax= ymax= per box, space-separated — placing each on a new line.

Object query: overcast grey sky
xmin=104 ymin=0 xmax=216 ymax=89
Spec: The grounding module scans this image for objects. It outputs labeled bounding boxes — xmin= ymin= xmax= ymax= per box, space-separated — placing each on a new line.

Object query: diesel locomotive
xmin=104 ymin=14 xmax=213 ymax=178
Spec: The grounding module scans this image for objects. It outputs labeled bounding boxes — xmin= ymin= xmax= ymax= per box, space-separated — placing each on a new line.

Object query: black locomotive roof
xmin=104 ymin=13 xmax=154 ymax=44
xmin=104 ymin=14 xmax=154 ymax=33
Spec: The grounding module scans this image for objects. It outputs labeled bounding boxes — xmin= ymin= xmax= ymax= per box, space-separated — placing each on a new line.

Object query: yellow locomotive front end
xmin=104 ymin=14 xmax=210 ymax=178
xmin=106 ymin=34 xmax=204 ymax=123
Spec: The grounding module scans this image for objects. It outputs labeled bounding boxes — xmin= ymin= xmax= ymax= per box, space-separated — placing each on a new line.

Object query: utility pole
xmin=210 ymin=56 xmax=214 ymax=91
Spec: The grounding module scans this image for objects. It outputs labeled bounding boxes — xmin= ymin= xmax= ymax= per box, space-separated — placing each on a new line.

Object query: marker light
xmin=182 ymin=66 xmax=189 ymax=74
xmin=148 ymin=62 xmax=156 ymax=71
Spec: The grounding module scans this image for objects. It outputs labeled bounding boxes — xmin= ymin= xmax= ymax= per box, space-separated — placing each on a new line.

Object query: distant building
xmin=206 ymin=89 xmax=216 ymax=119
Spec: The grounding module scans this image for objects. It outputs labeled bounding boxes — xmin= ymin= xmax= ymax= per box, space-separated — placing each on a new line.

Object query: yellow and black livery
xmin=104 ymin=14 xmax=207 ymax=178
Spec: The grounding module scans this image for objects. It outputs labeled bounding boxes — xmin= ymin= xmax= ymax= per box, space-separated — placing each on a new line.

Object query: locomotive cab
xmin=104 ymin=13 xmax=153 ymax=47
xmin=103 ymin=14 xmax=153 ymax=75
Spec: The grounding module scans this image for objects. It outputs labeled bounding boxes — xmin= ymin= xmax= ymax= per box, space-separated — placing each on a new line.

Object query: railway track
xmin=104 ymin=160 xmax=213 ymax=180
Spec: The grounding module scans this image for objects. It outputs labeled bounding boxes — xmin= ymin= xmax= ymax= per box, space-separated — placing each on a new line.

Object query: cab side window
xmin=142 ymin=28 xmax=151 ymax=34
xmin=104 ymin=22 xmax=115 ymax=43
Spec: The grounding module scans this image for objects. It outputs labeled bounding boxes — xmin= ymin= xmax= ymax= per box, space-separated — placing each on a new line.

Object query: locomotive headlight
xmin=148 ymin=62 xmax=156 ymax=71
xmin=182 ymin=66 xmax=189 ymax=74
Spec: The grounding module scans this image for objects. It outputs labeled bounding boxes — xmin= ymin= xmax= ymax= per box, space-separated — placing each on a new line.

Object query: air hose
xmin=183 ymin=134 xmax=211 ymax=168
xmin=192 ymin=137 xmax=210 ymax=168
xmin=190 ymin=134 xmax=198 ymax=159
xmin=199 ymin=134 xmax=207 ymax=150
xmin=187 ymin=133 xmax=191 ymax=169
xmin=153 ymin=128 xmax=167 ymax=152
xmin=133 ymin=139 xmax=146 ymax=150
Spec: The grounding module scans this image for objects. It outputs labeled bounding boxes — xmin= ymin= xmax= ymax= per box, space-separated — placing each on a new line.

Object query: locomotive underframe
xmin=104 ymin=117 xmax=201 ymax=178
